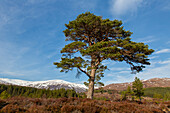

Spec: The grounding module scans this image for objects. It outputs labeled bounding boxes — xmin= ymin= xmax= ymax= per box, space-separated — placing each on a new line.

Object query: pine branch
xmin=78 ymin=67 xmax=91 ymax=78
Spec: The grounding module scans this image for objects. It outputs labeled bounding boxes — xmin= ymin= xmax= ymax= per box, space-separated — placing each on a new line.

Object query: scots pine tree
xmin=132 ymin=77 xmax=144 ymax=101
xmin=54 ymin=12 xmax=154 ymax=99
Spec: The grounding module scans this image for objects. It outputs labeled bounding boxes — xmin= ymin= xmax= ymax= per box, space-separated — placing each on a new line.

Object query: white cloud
xmin=155 ymin=49 xmax=170 ymax=54
xmin=162 ymin=3 xmax=170 ymax=10
xmin=110 ymin=67 xmax=129 ymax=71
xmin=135 ymin=36 xmax=157 ymax=43
xmin=167 ymin=41 xmax=170 ymax=44
xmin=157 ymin=59 xmax=170 ymax=64
xmin=105 ymin=75 xmax=135 ymax=84
xmin=0 ymin=40 xmax=48 ymax=78
xmin=137 ymin=59 xmax=170 ymax=80
xmin=0 ymin=41 xmax=30 ymax=70
xmin=0 ymin=71 xmax=25 ymax=76
xmin=102 ymin=60 xmax=116 ymax=66
xmin=118 ymin=71 xmax=130 ymax=74
xmin=110 ymin=0 xmax=144 ymax=16
xmin=47 ymin=52 xmax=58 ymax=59
xmin=142 ymin=39 xmax=155 ymax=43
xmin=149 ymin=56 xmax=158 ymax=59
xmin=105 ymin=58 xmax=170 ymax=84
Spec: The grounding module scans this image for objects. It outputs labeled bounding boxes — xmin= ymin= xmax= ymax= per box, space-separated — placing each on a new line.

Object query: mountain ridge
xmin=0 ymin=78 xmax=87 ymax=93
xmin=0 ymin=77 xmax=169 ymax=92
xmin=103 ymin=77 xmax=170 ymax=91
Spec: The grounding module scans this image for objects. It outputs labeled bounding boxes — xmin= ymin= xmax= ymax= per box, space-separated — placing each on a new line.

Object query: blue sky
xmin=0 ymin=0 xmax=170 ymax=84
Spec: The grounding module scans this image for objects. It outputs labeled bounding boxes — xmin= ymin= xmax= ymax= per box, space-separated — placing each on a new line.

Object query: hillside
xmin=103 ymin=78 xmax=170 ymax=91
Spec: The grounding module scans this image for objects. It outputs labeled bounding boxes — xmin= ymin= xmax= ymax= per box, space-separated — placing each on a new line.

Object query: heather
xmin=0 ymin=97 xmax=168 ymax=113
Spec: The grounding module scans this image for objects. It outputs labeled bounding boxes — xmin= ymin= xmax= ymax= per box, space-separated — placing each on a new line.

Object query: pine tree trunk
xmin=87 ymin=79 xmax=95 ymax=99
xmin=87 ymin=69 xmax=96 ymax=99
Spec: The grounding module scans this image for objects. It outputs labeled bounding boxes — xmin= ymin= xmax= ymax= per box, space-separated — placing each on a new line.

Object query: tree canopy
xmin=54 ymin=12 xmax=154 ymax=99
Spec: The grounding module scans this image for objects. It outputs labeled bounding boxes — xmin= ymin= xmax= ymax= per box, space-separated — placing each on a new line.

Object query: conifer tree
xmin=125 ymin=86 xmax=134 ymax=101
xmin=132 ymin=77 xmax=144 ymax=101
xmin=54 ymin=12 xmax=154 ymax=99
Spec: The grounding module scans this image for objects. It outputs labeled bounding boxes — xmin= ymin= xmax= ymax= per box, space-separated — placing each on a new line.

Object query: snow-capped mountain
xmin=0 ymin=78 xmax=87 ymax=93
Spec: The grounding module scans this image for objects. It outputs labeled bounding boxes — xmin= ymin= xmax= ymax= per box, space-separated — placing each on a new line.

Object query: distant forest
xmin=0 ymin=84 xmax=82 ymax=99
xmin=143 ymin=87 xmax=170 ymax=101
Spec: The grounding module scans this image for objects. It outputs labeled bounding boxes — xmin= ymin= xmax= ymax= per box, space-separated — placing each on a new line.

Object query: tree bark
xmin=87 ymin=68 xmax=96 ymax=99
